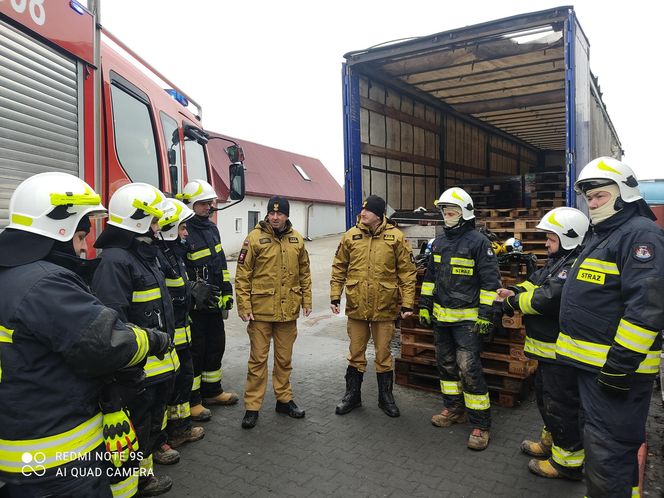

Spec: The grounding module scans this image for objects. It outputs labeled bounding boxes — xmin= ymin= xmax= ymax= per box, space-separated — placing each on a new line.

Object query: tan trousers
xmin=346 ymin=318 xmax=395 ymax=373
xmin=244 ymin=320 xmax=298 ymax=410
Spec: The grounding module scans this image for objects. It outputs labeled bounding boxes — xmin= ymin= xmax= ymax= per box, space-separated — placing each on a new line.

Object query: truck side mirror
xmin=169 ymin=164 xmax=178 ymax=194
xmin=229 ymin=163 xmax=245 ymax=201
xmin=225 ymin=144 xmax=245 ymax=163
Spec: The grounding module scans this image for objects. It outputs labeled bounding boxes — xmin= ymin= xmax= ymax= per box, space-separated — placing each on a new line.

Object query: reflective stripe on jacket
xmin=419 ymin=222 xmax=500 ymax=325
xmin=511 ymin=251 xmax=578 ymax=362
xmin=557 ymin=206 xmax=664 ymax=378
xmin=330 ymin=217 xmax=417 ymax=321
xmin=0 ymin=261 xmax=143 ymax=482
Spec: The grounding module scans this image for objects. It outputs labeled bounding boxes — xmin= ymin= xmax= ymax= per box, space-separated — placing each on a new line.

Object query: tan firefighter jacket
xmin=235 ymin=220 xmax=312 ymax=322
xmin=330 ymin=217 xmax=416 ymax=321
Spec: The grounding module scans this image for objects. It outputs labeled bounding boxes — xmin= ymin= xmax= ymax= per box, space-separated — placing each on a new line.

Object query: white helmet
xmin=536 ymin=207 xmax=589 ymax=251
xmin=158 ymin=198 xmax=194 ymax=241
xmin=107 ymin=183 xmax=165 ymax=234
xmin=7 ymin=172 xmax=106 ymax=241
xmin=434 ymin=187 xmax=475 ymax=220
xmin=504 ymin=237 xmax=523 ymax=253
xmin=176 ymin=179 xmax=217 ymax=206
xmin=574 ymin=157 xmax=642 ymax=203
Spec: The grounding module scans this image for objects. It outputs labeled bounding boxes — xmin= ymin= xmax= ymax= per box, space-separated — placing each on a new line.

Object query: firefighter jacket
xmin=93 ymin=237 xmax=179 ymax=386
xmin=419 ymin=222 xmax=500 ymax=325
xmin=508 ymin=249 xmax=579 ymax=363
xmin=235 ymin=220 xmax=312 ymax=322
xmin=184 ymin=215 xmax=233 ymax=313
xmin=158 ymin=242 xmax=192 ymax=350
xmin=557 ymin=204 xmax=664 ymax=379
xmin=0 ymin=260 xmax=150 ymax=482
xmin=330 ymin=217 xmax=417 ymax=322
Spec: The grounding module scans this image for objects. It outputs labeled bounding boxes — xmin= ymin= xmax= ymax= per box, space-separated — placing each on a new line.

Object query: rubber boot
xmin=376 ymin=371 xmax=400 ymax=417
xmin=520 ymin=426 xmax=552 ymax=458
xmin=335 ymin=366 xmax=363 ymax=415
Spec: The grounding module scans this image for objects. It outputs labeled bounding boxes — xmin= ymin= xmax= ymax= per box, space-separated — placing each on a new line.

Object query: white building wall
xmin=214 ymin=195 xmax=345 ymax=256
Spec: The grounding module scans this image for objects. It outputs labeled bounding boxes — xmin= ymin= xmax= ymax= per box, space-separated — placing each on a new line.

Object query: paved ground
xmin=164 ymin=234 xmax=661 ymax=497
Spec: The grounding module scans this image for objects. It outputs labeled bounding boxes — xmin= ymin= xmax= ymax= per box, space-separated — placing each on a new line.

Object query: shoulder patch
xmin=352 ymin=234 xmax=362 ymax=240
xmin=557 ymin=269 xmax=568 ymax=279
xmin=487 ymin=247 xmax=494 ymax=256
xmin=289 ymin=236 xmax=298 ymax=243
xmin=259 ymin=238 xmax=271 ymax=244
xmin=384 ymin=234 xmax=395 ymax=241
xmin=238 ymin=248 xmax=248 ymax=264
xmin=632 ymin=243 xmax=654 ymax=262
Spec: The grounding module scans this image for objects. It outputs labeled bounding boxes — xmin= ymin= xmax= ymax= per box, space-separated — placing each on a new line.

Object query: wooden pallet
xmin=394 ymin=358 xmax=532 ymax=407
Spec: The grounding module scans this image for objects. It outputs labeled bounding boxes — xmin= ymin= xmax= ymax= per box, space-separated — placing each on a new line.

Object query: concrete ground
xmin=165 ymin=234 xmax=660 ymax=497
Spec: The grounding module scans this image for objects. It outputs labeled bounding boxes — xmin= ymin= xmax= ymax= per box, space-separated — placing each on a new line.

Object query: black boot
xmin=335 ymin=366 xmax=363 ymax=415
xmin=377 ymin=371 xmax=400 ymax=417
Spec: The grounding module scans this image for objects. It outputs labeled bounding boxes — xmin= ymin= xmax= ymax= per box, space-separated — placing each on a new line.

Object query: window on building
xmin=111 ymin=84 xmax=160 ymax=186
xmin=293 ymin=163 xmax=311 ymax=181
xmin=234 ymin=217 xmax=242 ymax=233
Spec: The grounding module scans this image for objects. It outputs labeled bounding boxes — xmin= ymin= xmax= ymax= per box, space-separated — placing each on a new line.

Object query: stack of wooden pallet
xmin=395 ymin=253 xmax=538 ymax=407
xmin=526 ymin=171 xmax=567 ymax=211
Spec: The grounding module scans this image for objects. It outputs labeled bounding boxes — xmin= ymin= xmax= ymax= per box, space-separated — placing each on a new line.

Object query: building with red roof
xmin=206 ymin=132 xmax=345 ymax=255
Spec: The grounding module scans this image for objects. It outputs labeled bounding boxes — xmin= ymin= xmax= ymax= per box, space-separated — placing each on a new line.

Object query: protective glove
xmin=102 ymin=408 xmax=139 ymax=468
xmin=472 ymin=318 xmax=493 ymax=335
xmin=331 ymin=299 xmax=341 ymax=307
xmin=419 ymin=308 xmax=431 ymax=327
xmin=191 ymin=281 xmax=221 ymax=310
xmin=145 ymin=328 xmax=170 ymax=360
xmin=219 ymin=295 xmax=234 ymax=310
xmin=597 ymin=365 xmax=630 ymax=396
xmin=502 ymin=295 xmax=517 ymax=317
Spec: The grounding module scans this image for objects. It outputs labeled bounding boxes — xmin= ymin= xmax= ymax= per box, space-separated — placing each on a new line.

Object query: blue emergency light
xmin=165 ymin=89 xmax=189 ymax=107
xmin=69 ymin=1 xmax=85 ymax=15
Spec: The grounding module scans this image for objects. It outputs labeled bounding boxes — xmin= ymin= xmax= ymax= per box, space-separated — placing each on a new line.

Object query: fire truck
xmin=0 ymin=0 xmax=245 ymax=249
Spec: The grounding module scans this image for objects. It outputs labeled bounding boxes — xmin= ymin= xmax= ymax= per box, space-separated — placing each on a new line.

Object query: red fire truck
xmin=0 ymin=0 xmax=245 ymax=249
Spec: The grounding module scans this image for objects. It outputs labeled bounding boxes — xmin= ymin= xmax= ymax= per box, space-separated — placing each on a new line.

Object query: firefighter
xmin=556 ymin=157 xmax=664 ymax=497
xmin=496 ymin=207 xmax=589 ymax=480
xmin=92 ymin=183 xmax=178 ymax=497
xmin=0 ymin=173 xmax=169 ymax=498
xmin=418 ymin=187 xmax=500 ymax=451
xmin=156 ymin=199 xmax=208 ymax=449
xmin=177 ymin=179 xmax=238 ymax=419
xmin=235 ymin=196 xmax=312 ymax=429
xmin=331 ymin=195 xmax=417 ymax=418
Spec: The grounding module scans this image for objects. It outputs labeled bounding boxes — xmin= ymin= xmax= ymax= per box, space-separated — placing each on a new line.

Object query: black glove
xmin=502 ymin=296 xmax=517 ymax=317
xmin=597 ymin=365 xmax=631 ymax=396
xmin=145 ymin=328 xmax=170 ymax=360
xmin=191 ymin=281 xmax=220 ymax=310
xmin=331 ymin=299 xmax=341 ymax=306
xmin=400 ymin=307 xmax=413 ymax=313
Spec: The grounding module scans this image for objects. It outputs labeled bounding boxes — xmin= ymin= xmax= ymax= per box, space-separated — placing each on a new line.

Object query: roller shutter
xmin=0 ymin=18 xmax=81 ymax=228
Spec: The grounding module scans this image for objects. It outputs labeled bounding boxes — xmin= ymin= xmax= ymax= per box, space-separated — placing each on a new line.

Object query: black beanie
xmin=362 ymin=195 xmax=385 ymax=218
xmin=267 ymin=196 xmax=290 ymax=217
xmin=76 ymin=215 xmax=91 ymax=234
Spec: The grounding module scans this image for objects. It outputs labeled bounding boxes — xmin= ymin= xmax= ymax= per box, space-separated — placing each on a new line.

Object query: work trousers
xmin=346 ymin=318 xmax=395 ymax=373
xmin=534 ymin=361 xmax=585 ymax=473
xmin=167 ymin=347 xmax=194 ymax=436
xmin=128 ymin=378 xmax=174 ymax=468
xmin=190 ymin=310 xmax=226 ymax=404
xmin=577 ymin=369 xmax=653 ymax=498
xmin=244 ymin=320 xmax=298 ymax=410
xmin=434 ymin=322 xmax=491 ymax=430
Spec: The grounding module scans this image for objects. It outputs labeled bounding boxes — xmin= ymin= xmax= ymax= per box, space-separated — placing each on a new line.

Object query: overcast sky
xmin=99 ymin=0 xmax=662 ymax=185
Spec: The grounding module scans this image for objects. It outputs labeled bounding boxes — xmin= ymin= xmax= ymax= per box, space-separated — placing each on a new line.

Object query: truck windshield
xmin=185 ymin=139 xmax=208 ymax=182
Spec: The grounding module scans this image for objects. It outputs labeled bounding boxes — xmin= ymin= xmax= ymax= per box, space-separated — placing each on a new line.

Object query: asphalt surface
xmin=163 ymin=234 xmax=660 ymax=497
